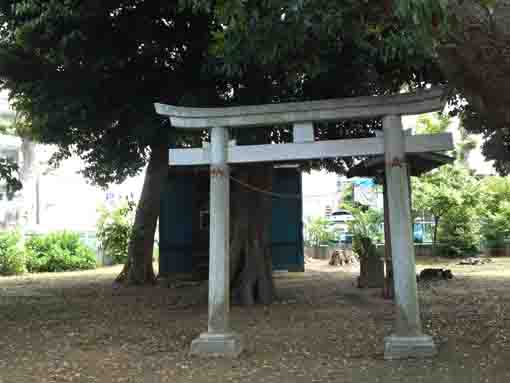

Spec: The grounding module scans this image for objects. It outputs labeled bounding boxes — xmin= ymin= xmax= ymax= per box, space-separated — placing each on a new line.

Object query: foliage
xmin=456 ymin=124 xmax=478 ymax=165
xmin=0 ymin=112 xmax=22 ymax=195
xmin=479 ymin=177 xmax=510 ymax=246
xmin=182 ymin=0 xmax=445 ymax=177
xmin=97 ymin=201 xmax=135 ymax=265
xmin=415 ymin=112 xmax=451 ymax=135
xmin=348 ymin=207 xmax=384 ymax=244
xmin=183 ymin=0 xmax=442 ymax=81
xmin=305 ymin=216 xmax=335 ymax=247
xmin=25 ymin=231 xmax=96 ymax=272
xmin=0 ymin=111 xmax=14 ymax=134
xmin=414 ymin=112 xmax=478 ymax=166
xmin=0 ymin=1 xmax=223 ymax=186
xmin=438 ymin=205 xmax=480 ymax=257
xmin=0 ymin=0 xmax=446 ymax=284
xmin=339 ymin=183 xmax=354 ymax=210
xmin=348 ymin=207 xmax=383 ymax=259
xmin=395 ymin=0 xmax=510 ymax=175
xmin=0 ymin=157 xmax=21 ymax=197
xmin=0 ymin=1 xmax=228 ymax=283
xmin=0 ymin=231 xmax=25 ymax=275
xmin=412 ymin=164 xmax=480 ymax=256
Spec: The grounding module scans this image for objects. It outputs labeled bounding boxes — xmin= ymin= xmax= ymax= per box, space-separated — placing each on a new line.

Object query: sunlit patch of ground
xmin=0 ymin=257 xmax=509 ymax=382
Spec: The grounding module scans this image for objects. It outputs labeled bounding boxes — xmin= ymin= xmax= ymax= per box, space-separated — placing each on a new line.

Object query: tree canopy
xmin=0 ymin=0 xmax=451 ymax=180
xmin=0 ymin=0 xmax=451 ymax=285
xmin=395 ymin=0 xmax=510 ymax=174
xmin=415 ymin=112 xmax=451 ymax=135
xmin=0 ymin=0 xmax=227 ymax=283
xmin=185 ymin=0 xmax=446 ymax=175
xmin=0 ymin=0 xmax=224 ymax=185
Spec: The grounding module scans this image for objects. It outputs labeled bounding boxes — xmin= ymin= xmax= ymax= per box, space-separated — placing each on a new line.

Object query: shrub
xmin=0 ymin=231 xmax=26 ymax=276
xmin=438 ymin=205 xmax=480 ymax=258
xmin=349 ymin=207 xmax=383 ymax=258
xmin=304 ymin=216 xmax=335 ymax=247
xmin=479 ymin=178 xmax=510 ymax=247
xmin=96 ymin=201 xmax=134 ymax=264
xmin=25 ymin=231 xmax=96 ymax=272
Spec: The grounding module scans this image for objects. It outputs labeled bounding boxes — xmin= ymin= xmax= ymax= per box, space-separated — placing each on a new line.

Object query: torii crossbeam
xmin=155 ymin=87 xmax=451 ymax=359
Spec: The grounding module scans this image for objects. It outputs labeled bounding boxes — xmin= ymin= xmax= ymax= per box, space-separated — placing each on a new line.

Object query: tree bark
xmin=437 ymin=1 xmax=510 ymax=128
xmin=356 ymin=237 xmax=373 ymax=288
xmin=433 ymin=216 xmax=440 ymax=257
xmin=116 ymin=141 xmax=169 ymax=285
xmin=229 ymin=163 xmax=274 ymax=305
xmin=18 ymin=138 xmax=37 ymax=227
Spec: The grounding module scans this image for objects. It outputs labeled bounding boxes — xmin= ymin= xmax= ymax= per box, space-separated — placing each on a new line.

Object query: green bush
xmin=348 ymin=208 xmax=383 ymax=243
xmin=0 ymin=231 xmax=26 ymax=276
xmin=349 ymin=207 xmax=383 ymax=259
xmin=479 ymin=178 xmax=510 ymax=247
xmin=352 ymin=234 xmax=377 ymax=259
xmin=438 ymin=205 xmax=480 ymax=258
xmin=25 ymin=231 xmax=96 ymax=272
xmin=96 ymin=201 xmax=134 ymax=264
xmin=304 ymin=216 xmax=335 ymax=247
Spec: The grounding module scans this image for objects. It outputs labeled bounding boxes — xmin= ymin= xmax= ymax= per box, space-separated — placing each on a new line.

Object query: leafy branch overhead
xmin=395 ymin=0 xmax=510 ymax=174
xmin=0 ymin=1 xmax=230 ymax=284
xmin=0 ymin=0 xmax=223 ymax=186
xmin=0 ymin=158 xmax=21 ymax=196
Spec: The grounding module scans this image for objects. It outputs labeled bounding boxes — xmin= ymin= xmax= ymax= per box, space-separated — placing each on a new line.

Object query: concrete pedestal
xmin=190 ymin=333 xmax=244 ymax=357
xmin=384 ymin=334 xmax=437 ymax=360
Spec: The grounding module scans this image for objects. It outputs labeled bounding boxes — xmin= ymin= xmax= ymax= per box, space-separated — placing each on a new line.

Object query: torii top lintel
xmin=154 ymin=87 xmax=446 ymax=129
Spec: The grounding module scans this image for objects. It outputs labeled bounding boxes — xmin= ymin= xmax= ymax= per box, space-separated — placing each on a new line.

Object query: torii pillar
xmin=383 ymin=115 xmax=436 ymax=359
xmin=190 ymin=127 xmax=244 ymax=357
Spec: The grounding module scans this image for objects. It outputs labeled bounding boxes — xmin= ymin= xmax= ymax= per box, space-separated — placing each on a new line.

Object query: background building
xmin=0 ymin=92 xmax=144 ymax=233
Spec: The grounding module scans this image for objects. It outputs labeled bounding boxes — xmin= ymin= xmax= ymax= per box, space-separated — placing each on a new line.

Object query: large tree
xmin=0 ymin=0 xmax=447 ymax=302
xmin=183 ymin=0 xmax=445 ymax=304
xmin=0 ymin=1 xmax=223 ymax=284
xmin=394 ymin=0 xmax=510 ymax=173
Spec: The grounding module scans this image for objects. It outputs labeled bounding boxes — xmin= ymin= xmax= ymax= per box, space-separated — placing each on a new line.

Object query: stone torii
xmin=155 ymin=87 xmax=453 ymax=359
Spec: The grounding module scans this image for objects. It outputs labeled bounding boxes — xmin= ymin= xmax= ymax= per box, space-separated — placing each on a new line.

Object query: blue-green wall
xmin=159 ymin=175 xmax=194 ymax=274
xmin=159 ymin=167 xmax=304 ymax=277
xmin=271 ymin=168 xmax=304 ymax=271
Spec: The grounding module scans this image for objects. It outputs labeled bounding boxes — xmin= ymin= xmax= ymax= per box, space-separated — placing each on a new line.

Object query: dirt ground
xmin=1 ymin=257 xmax=510 ymax=383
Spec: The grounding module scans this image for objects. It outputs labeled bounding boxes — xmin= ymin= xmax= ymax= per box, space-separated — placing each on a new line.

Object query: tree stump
xmin=358 ymin=254 xmax=385 ymax=288
xmin=329 ymin=248 xmax=358 ymax=266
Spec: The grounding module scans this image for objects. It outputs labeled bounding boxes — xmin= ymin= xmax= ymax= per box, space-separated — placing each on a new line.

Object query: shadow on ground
xmin=0 ymin=258 xmax=510 ymax=382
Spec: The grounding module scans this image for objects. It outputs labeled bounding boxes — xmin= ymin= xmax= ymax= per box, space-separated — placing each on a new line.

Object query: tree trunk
xmin=357 ymin=237 xmax=373 ymax=288
xmin=116 ymin=141 xmax=169 ymax=285
xmin=229 ymin=163 xmax=274 ymax=305
xmin=437 ymin=1 xmax=510 ymax=129
xmin=432 ymin=216 xmax=440 ymax=257
xmin=18 ymin=138 xmax=37 ymax=227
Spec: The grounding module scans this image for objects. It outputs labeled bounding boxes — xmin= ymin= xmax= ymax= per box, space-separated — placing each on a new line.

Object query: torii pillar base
xmin=384 ymin=334 xmax=437 ymax=360
xmin=190 ymin=333 xmax=244 ymax=358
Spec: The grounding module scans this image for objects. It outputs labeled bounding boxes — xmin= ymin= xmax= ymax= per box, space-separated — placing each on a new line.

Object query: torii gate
xmin=155 ymin=87 xmax=453 ymax=359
